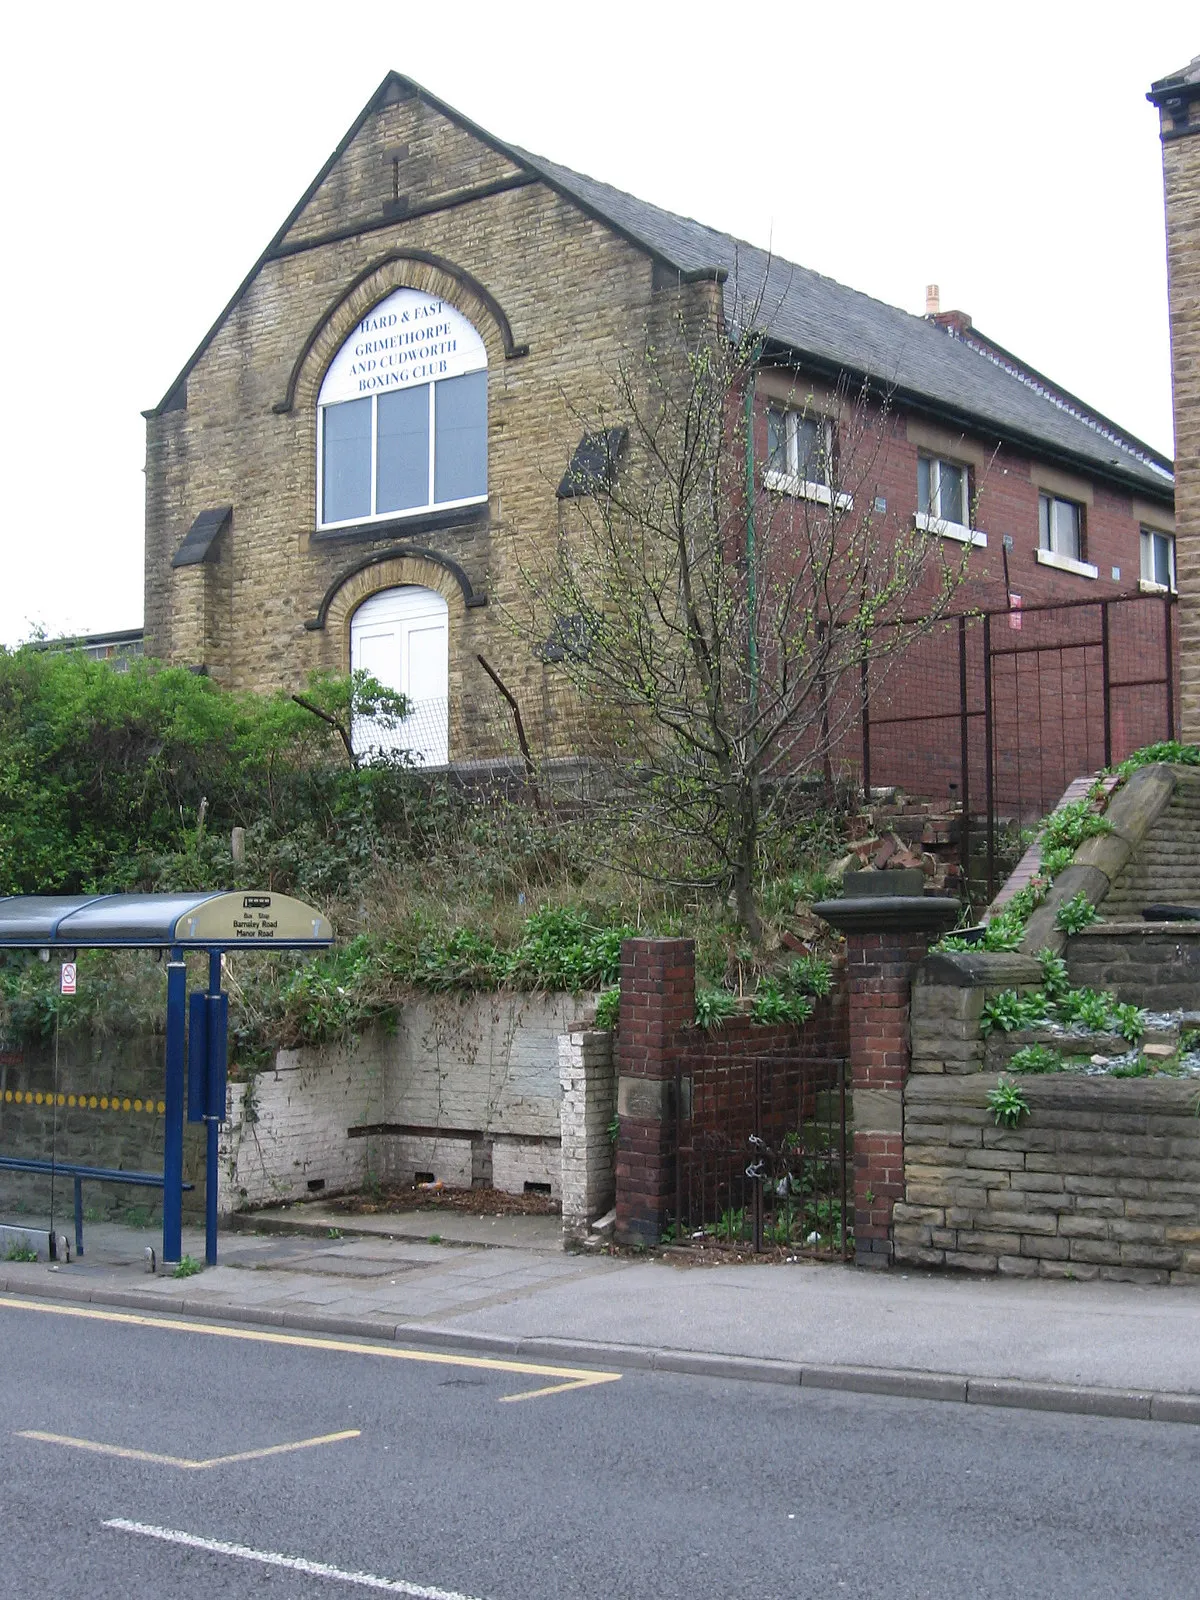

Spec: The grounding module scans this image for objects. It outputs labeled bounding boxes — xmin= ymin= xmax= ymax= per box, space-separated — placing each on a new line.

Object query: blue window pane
xmin=433 ymin=370 xmax=487 ymax=504
xmin=322 ymin=398 xmax=372 ymax=524
xmin=377 ymin=386 xmax=430 ymax=513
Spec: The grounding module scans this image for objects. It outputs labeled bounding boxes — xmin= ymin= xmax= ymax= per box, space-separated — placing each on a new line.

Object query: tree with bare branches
xmin=515 ymin=306 xmax=971 ymax=940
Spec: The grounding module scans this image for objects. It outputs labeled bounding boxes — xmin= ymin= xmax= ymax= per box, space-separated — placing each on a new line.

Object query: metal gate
xmin=861 ymin=592 xmax=1178 ymax=898
xmin=672 ymin=1053 xmax=849 ymax=1257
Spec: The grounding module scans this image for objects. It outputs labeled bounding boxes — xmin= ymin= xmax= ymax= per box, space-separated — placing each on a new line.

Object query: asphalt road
xmin=0 ymin=1295 xmax=1196 ymax=1600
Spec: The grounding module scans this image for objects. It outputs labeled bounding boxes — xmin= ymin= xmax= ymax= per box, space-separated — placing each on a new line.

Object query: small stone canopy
xmin=171 ymin=505 xmax=232 ymax=568
xmin=0 ymin=892 xmax=333 ymax=950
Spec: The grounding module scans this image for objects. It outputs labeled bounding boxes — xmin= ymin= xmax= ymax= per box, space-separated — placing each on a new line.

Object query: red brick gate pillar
xmin=817 ymin=877 xmax=959 ymax=1269
xmin=614 ymin=937 xmax=695 ymax=1247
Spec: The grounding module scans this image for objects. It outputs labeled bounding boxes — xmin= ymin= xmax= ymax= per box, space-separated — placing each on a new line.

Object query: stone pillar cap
xmin=814 ymin=896 xmax=961 ymax=936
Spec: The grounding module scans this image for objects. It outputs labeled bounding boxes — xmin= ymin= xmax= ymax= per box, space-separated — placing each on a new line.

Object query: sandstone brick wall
xmin=1066 ymin=924 xmax=1200 ymax=1008
xmin=898 ymin=1073 xmax=1200 ymax=1284
xmin=1157 ymin=95 xmax=1200 ymax=739
xmin=900 ymin=948 xmax=1200 ymax=1282
xmin=143 ymin=84 xmax=719 ymax=762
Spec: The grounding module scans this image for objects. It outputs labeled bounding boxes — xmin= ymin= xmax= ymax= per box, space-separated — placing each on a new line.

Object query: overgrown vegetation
xmin=0 ymin=646 xmax=848 ymax=1060
xmin=980 ymin=966 xmax=1147 ymax=1045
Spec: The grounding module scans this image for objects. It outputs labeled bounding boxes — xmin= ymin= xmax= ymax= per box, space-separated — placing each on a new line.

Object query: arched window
xmin=318 ymin=289 xmax=487 ymax=530
xmin=350 ymin=586 xmax=449 ymax=765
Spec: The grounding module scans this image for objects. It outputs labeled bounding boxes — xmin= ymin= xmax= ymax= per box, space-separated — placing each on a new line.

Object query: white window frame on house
xmin=915 ymin=454 xmax=985 ymax=547
xmin=1036 ymin=491 xmax=1097 ymax=579
xmin=316 ymin=289 xmax=488 ymax=533
xmin=1140 ymin=526 xmax=1176 ymax=593
xmin=763 ymin=407 xmax=852 ymax=509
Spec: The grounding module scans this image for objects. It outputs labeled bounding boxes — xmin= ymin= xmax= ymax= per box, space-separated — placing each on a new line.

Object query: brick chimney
xmin=924 ymin=284 xmax=939 ymax=316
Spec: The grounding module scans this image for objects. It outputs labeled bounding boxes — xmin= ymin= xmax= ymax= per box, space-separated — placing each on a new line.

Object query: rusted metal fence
xmin=672 ymin=1053 xmax=849 ymax=1257
xmin=861 ymin=592 xmax=1178 ymax=897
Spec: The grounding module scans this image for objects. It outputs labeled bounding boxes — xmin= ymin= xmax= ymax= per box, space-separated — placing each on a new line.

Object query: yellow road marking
xmin=499 ymin=1378 xmax=604 ymax=1402
xmin=0 ymin=1295 xmax=622 ymax=1401
xmin=17 ymin=1427 xmax=360 ymax=1470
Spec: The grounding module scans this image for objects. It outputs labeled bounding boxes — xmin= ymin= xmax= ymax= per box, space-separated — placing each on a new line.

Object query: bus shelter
xmin=0 ymin=892 xmax=333 ymax=1266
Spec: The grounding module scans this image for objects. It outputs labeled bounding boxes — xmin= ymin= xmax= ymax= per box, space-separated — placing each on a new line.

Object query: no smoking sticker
xmin=60 ymin=962 xmax=76 ymax=995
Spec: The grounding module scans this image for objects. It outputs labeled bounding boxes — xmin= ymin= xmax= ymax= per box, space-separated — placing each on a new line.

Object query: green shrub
xmin=1007 ymin=1043 xmax=1063 ymax=1075
xmin=694 ymin=988 xmax=738 ymax=1029
xmin=1055 ymin=892 xmax=1100 ymax=935
xmin=594 ymin=987 xmax=620 ymax=1030
xmin=750 ymin=982 xmax=814 ymax=1026
xmin=980 ymin=989 xmax=1049 ymax=1036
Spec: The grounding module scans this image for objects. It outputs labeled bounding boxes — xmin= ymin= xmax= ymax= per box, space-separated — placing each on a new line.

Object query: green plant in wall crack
xmin=1109 ymin=1002 xmax=1147 ymax=1044
xmin=987 ymin=1075 xmax=1030 ymax=1129
xmin=1055 ymin=892 xmax=1100 ymax=935
xmin=172 ymin=1255 xmax=203 ymax=1278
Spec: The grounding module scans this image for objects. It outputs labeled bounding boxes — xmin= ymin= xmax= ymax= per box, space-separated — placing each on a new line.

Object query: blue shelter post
xmin=163 ymin=949 xmax=187 ymax=1263
xmin=205 ymin=949 xmax=223 ymax=1266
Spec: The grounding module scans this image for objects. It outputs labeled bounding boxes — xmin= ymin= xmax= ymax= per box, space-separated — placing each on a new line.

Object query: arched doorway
xmin=350 ymin=585 xmax=449 ymax=765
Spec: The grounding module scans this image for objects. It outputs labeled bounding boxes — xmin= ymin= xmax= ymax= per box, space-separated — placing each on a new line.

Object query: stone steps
xmin=1101 ymin=774 xmax=1200 ymax=918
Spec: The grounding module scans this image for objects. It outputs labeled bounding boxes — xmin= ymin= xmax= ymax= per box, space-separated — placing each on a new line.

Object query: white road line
xmin=102 ymin=1518 xmax=489 ymax=1599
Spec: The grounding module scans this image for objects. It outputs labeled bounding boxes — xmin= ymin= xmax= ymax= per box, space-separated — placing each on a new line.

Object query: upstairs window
xmin=1037 ymin=491 xmax=1096 ymax=579
xmin=318 ymin=288 xmax=487 ymax=530
xmin=1141 ymin=527 xmax=1176 ymax=591
xmin=764 ymin=407 xmax=850 ymax=508
xmin=916 ymin=454 xmax=983 ymax=545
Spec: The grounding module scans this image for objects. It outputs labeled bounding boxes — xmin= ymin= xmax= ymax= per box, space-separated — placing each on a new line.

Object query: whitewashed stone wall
xmin=219 ymin=1037 xmax=384 ymax=1211
xmin=558 ymin=1029 xmax=616 ymax=1240
xmin=217 ymin=992 xmax=590 ymax=1213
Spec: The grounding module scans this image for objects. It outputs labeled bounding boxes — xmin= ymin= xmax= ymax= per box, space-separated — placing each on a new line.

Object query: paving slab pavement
xmin=3 ymin=1211 xmax=1199 ymax=1422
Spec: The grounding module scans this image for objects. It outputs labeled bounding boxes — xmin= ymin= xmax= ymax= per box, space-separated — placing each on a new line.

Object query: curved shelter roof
xmin=0 ymin=892 xmax=334 ymax=950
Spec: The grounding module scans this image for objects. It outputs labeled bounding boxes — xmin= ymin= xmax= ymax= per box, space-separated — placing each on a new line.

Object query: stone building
xmin=145 ymin=72 xmax=1175 ymax=771
xmin=1150 ymin=55 xmax=1200 ymax=742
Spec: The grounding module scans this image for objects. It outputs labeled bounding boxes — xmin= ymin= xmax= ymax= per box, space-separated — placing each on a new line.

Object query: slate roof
xmin=513 ymin=148 xmax=1173 ymax=498
xmin=148 ymin=72 xmax=1174 ymax=501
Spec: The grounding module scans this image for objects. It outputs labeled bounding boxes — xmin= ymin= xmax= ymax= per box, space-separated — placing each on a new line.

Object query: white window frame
xmin=763 ymin=409 xmax=852 ymax=509
xmin=1140 ymin=527 xmax=1176 ymax=593
xmin=317 ymin=381 xmax=487 ymax=532
xmin=1036 ymin=492 xmax=1097 ymax=579
xmin=915 ymin=454 xmax=986 ymax=547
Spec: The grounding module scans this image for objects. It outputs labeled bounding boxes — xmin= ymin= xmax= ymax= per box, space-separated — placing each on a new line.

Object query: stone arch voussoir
xmin=325 ymin=555 xmax=468 ymax=670
xmin=288 ymin=256 xmax=512 ymax=418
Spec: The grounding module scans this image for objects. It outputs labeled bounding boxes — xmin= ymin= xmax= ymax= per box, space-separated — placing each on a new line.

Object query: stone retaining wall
xmin=1066 ymin=923 xmax=1200 ymax=1009
xmin=898 ymin=1073 xmax=1200 ymax=1283
xmin=898 ymin=948 xmax=1200 ymax=1283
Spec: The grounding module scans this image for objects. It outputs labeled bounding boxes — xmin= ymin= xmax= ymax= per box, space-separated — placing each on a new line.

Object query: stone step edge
xmin=1 ymin=1277 xmax=1196 ymax=1427
xmin=224 ymin=1210 xmax=561 ymax=1253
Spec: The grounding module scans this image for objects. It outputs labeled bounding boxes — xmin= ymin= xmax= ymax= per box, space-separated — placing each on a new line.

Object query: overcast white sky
xmin=0 ymin=1 xmax=1194 ymax=646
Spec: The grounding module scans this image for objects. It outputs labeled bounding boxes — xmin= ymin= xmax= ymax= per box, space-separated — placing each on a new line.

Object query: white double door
xmin=350 ymin=585 xmax=449 ymax=765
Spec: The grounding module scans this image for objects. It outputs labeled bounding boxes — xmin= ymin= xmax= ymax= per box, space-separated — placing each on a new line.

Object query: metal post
xmin=860 ymin=654 xmax=871 ymax=804
xmin=205 ymin=949 xmax=222 ymax=1268
xmin=74 ymin=1176 xmax=84 ymax=1259
xmin=958 ymin=615 xmax=970 ymax=897
xmin=163 ymin=950 xmax=186 ymax=1263
xmin=1101 ymin=600 xmax=1112 ymax=769
xmin=983 ymin=614 xmax=996 ymax=902
xmin=1165 ymin=595 xmax=1176 ymax=740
